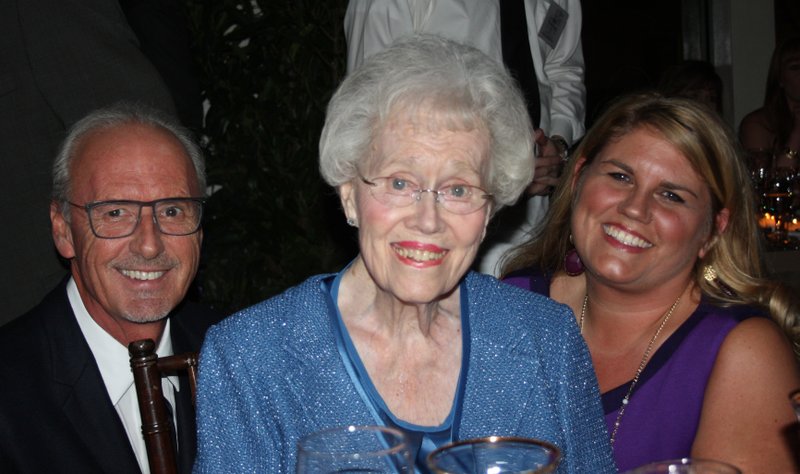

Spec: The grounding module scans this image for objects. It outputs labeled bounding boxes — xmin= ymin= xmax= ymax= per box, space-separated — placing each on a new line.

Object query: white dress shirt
xmin=69 ymin=278 xmax=179 ymax=474
xmin=345 ymin=0 xmax=585 ymax=144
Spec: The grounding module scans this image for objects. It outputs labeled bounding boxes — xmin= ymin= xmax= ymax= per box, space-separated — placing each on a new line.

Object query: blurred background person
xmin=503 ymin=93 xmax=800 ymax=472
xmin=658 ymin=60 xmax=723 ymax=115
xmin=119 ymin=0 xmax=203 ymax=132
xmin=739 ymin=35 xmax=800 ymax=172
xmin=194 ymin=35 xmax=614 ymax=473
xmin=344 ymin=0 xmax=586 ymax=276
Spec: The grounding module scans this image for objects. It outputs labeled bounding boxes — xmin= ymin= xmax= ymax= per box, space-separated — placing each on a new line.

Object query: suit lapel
xmin=170 ymin=301 xmax=211 ymax=473
xmin=44 ymin=283 xmax=141 ymax=473
xmin=174 ymin=376 xmax=196 ymax=474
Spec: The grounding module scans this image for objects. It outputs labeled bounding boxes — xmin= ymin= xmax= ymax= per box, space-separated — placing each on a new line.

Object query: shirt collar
xmin=68 ymin=277 xmax=178 ymax=405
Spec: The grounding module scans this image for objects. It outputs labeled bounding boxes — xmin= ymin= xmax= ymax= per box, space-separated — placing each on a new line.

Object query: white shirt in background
xmin=344 ymin=0 xmax=586 ymax=275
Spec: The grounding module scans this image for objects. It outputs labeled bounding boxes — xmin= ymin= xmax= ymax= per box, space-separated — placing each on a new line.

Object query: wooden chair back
xmin=128 ymin=339 xmax=199 ymax=474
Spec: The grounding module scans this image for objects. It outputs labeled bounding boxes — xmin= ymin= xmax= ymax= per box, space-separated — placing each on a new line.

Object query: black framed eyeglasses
xmin=67 ymin=197 xmax=205 ymax=239
xmin=359 ymin=175 xmax=493 ymax=215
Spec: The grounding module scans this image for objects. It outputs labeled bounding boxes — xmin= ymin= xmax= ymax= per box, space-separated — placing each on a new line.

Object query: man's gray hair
xmin=52 ymin=102 xmax=206 ymax=213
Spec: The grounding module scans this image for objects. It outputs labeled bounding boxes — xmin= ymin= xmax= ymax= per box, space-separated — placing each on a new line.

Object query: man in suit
xmin=0 ymin=0 xmax=192 ymax=325
xmin=0 ymin=103 xmax=219 ymax=473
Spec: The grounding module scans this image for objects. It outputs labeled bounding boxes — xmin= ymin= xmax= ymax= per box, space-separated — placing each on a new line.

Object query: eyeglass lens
xmin=88 ymin=199 xmax=203 ymax=238
xmin=367 ymin=177 xmax=489 ymax=214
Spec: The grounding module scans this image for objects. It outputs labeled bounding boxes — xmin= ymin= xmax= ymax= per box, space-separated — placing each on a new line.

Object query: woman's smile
xmin=392 ymin=241 xmax=448 ymax=265
xmin=602 ymin=224 xmax=654 ymax=249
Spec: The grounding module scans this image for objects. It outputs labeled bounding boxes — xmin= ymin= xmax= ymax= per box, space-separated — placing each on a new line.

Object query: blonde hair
xmin=502 ymin=92 xmax=799 ymax=355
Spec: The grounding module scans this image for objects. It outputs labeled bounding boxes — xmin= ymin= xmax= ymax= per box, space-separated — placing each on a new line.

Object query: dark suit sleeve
xmin=169 ymin=301 xmax=224 ymax=354
xmin=119 ymin=0 xmax=203 ymax=130
xmin=168 ymin=300 xmax=223 ymax=473
xmin=17 ymin=0 xmax=177 ymax=125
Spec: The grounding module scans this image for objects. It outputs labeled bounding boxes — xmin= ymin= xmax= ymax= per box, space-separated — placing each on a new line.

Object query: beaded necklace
xmin=580 ymin=294 xmax=682 ymax=446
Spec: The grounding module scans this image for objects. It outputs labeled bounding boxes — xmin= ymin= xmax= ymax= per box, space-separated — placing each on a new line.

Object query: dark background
xmin=185 ymin=0 xmax=798 ymax=314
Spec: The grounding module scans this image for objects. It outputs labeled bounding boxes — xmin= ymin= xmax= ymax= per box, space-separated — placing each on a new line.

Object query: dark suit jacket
xmin=0 ymin=280 xmax=221 ymax=473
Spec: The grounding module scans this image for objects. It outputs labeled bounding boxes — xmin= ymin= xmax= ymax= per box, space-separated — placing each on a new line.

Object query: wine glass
xmin=426 ymin=436 xmax=561 ymax=474
xmin=621 ymin=457 xmax=741 ymax=474
xmin=747 ymin=148 xmax=772 ymax=211
xmin=296 ymin=425 xmax=413 ymax=473
xmin=762 ymin=168 xmax=797 ymax=248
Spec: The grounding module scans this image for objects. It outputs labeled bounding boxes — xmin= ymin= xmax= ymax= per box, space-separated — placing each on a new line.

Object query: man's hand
xmin=527 ymin=129 xmax=567 ymax=196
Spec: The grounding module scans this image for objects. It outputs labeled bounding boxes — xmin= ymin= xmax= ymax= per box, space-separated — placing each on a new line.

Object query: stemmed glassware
xmin=748 ymin=149 xmax=799 ymax=250
xmin=426 ymin=436 xmax=561 ymax=474
xmin=748 ymin=149 xmax=772 ymax=205
xmin=621 ymin=458 xmax=741 ymax=474
xmin=296 ymin=425 xmax=413 ymax=473
xmin=763 ymin=168 xmax=797 ymax=244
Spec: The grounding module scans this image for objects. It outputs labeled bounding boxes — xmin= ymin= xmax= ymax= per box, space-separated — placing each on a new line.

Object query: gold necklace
xmin=580 ymin=293 xmax=682 ymax=446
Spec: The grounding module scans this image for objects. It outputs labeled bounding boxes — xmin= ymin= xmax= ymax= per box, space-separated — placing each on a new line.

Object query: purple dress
xmin=503 ymin=269 xmax=761 ymax=472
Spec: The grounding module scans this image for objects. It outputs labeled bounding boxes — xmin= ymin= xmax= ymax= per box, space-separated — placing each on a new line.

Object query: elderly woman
xmin=193 ymin=35 xmax=614 ymax=473
xmin=503 ymin=92 xmax=800 ymax=472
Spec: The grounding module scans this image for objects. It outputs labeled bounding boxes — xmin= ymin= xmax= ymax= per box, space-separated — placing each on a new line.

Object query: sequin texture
xmin=193 ymin=271 xmax=615 ymax=473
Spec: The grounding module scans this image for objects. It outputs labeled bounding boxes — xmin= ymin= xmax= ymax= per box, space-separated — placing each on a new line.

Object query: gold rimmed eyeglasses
xmin=359 ymin=175 xmax=492 ymax=215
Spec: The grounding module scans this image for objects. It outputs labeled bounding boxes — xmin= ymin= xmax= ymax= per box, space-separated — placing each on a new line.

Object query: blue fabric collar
xmin=322 ymin=265 xmax=471 ymax=473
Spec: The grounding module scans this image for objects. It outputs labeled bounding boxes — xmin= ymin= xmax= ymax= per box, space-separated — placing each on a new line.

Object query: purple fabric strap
xmin=502 ymin=268 xmax=760 ymax=471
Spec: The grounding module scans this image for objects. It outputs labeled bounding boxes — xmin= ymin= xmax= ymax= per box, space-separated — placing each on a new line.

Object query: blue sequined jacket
xmin=193 ymin=271 xmax=615 ymax=473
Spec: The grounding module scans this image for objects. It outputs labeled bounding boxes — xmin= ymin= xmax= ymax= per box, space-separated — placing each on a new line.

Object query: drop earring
xmin=702 ymin=265 xmax=736 ymax=297
xmin=564 ymin=238 xmax=584 ymax=276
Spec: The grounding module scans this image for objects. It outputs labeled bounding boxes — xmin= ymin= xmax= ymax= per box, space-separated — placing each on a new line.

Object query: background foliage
xmin=186 ymin=1 xmax=355 ymax=314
